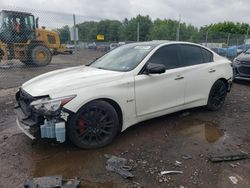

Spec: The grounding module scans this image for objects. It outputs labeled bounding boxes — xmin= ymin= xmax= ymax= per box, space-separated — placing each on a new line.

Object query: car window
xmin=180 ymin=44 xmax=204 ymax=66
xmin=201 ymin=48 xmax=213 ymax=62
xmin=148 ymin=45 xmax=181 ymax=69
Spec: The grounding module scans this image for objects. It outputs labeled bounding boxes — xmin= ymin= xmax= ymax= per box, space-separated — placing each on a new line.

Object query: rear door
xmin=179 ymin=44 xmax=215 ymax=104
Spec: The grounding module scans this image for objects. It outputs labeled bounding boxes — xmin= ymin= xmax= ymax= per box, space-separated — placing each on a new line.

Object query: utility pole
xmin=137 ymin=22 xmax=140 ymax=42
xmin=176 ymin=14 xmax=181 ymax=41
xmin=227 ymin=33 xmax=230 ymax=46
xmin=73 ymin=14 xmax=77 ymax=60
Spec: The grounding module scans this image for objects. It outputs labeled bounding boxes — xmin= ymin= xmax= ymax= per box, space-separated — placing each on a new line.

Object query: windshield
xmin=244 ymin=48 xmax=250 ymax=54
xmin=90 ymin=44 xmax=153 ymax=72
xmin=1 ymin=11 xmax=35 ymax=31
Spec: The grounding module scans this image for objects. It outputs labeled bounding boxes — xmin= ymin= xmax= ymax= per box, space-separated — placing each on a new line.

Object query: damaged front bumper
xmin=15 ymin=89 xmax=71 ymax=143
xmin=15 ymin=104 xmax=69 ymax=143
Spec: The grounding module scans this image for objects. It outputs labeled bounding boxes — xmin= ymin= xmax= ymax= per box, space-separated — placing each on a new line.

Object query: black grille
xmin=239 ymin=66 xmax=250 ymax=75
xmin=17 ymin=88 xmax=35 ymax=116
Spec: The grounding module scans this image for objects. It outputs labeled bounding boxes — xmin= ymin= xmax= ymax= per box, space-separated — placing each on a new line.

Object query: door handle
xmin=174 ymin=75 xmax=184 ymax=80
xmin=209 ymin=69 xmax=216 ymax=73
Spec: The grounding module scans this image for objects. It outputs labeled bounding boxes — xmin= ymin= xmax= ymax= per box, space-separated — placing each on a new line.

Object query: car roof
xmin=125 ymin=41 xmax=206 ymax=48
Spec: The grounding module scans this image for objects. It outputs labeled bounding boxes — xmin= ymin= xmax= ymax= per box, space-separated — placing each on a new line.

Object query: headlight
xmin=233 ymin=58 xmax=240 ymax=64
xmin=30 ymin=95 xmax=76 ymax=114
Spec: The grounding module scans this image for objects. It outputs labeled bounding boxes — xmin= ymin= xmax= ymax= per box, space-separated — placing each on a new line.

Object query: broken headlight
xmin=30 ymin=95 xmax=76 ymax=115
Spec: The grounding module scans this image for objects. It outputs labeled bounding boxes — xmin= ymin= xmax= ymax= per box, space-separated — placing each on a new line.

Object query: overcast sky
xmin=1 ymin=0 xmax=250 ymax=29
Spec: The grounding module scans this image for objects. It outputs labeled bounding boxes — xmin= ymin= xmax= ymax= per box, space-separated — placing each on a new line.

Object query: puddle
xmin=31 ymin=144 xmax=106 ymax=178
xmin=30 ymin=144 xmax=124 ymax=187
xmin=174 ymin=119 xmax=224 ymax=143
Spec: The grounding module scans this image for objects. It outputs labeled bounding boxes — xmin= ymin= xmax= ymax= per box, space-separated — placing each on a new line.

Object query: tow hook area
xmin=40 ymin=111 xmax=69 ymax=143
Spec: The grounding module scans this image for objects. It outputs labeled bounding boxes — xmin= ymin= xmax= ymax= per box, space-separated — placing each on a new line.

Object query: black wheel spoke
xmin=101 ymin=129 xmax=111 ymax=135
xmin=78 ymin=131 xmax=89 ymax=139
xmin=88 ymin=132 xmax=94 ymax=143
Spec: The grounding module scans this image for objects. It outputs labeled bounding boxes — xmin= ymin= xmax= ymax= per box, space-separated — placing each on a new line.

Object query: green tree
xmin=55 ymin=25 xmax=70 ymax=43
xmin=123 ymin=15 xmax=153 ymax=41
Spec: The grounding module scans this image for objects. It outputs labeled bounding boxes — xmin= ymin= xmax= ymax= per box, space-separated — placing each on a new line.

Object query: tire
xmin=67 ymin=100 xmax=120 ymax=149
xmin=206 ymin=80 xmax=228 ymax=111
xmin=30 ymin=45 xmax=52 ymax=66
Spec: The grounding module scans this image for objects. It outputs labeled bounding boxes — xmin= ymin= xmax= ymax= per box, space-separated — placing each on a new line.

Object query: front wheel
xmin=206 ymin=80 xmax=228 ymax=111
xmin=67 ymin=100 xmax=120 ymax=149
xmin=30 ymin=45 xmax=52 ymax=66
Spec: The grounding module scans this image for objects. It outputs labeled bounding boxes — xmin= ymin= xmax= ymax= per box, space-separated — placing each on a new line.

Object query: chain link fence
xmin=0 ymin=6 xmax=248 ymax=89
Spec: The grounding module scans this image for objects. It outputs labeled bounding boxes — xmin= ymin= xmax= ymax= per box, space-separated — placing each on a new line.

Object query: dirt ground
xmin=0 ymin=49 xmax=249 ymax=188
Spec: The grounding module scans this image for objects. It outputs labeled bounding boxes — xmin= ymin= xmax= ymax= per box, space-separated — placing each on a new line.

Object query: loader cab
xmin=0 ymin=10 xmax=36 ymax=43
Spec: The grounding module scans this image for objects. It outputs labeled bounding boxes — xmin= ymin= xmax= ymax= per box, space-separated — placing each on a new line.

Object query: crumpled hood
xmin=22 ymin=66 xmax=125 ymax=97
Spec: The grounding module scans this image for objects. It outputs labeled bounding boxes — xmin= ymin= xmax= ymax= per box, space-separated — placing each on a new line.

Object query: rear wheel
xmin=206 ymin=80 xmax=228 ymax=111
xmin=30 ymin=45 xmax=52 ymax=66
xmin=67 ymin=100 xmax=119 ymax=149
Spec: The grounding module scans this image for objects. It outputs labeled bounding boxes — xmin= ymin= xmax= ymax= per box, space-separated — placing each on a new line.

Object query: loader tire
xmin=31 ymin=45 xmax=52 ymax=66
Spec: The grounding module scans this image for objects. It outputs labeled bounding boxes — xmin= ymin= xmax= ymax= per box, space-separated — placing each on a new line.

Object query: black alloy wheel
xmin=68 ymin=100 xmax=119 ymax=149
xmin=207 ymin=80 xmax=228 ymax=111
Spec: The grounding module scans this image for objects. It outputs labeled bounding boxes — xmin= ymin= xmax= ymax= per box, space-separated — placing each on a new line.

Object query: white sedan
xmin=15 ymin=41 xmax=233 ymax=149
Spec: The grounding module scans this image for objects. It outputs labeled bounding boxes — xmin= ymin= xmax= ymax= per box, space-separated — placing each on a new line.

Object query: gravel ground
xmin=0 ymin=50 xmax=249 ymax=188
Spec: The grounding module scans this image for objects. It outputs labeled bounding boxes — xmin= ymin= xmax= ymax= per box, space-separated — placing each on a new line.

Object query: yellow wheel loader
xmin=0 ymin=10 xmax=66 ymax=66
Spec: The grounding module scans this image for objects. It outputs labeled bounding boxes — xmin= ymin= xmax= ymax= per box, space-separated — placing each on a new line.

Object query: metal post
xmin=176 ymin=15 xmax=181 ymax=41
xmin=226 ymin=33 xmax=230 ymax=57
xmin=137 ymin=22 xmax=140 ymax=42
xmin=73 ymin=14 xmax=77 ymax=60
xmin=205 ymin=30 xmax=208 ymax=47
xmin=245 ymin=27 xmax=249 ymax=50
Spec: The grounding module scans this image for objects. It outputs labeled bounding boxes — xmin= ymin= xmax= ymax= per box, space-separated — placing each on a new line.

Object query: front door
xmin=135 ymin=44 xmax=186 ymax=117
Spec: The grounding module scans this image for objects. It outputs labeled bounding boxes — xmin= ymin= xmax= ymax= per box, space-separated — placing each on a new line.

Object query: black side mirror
xmin=145 ymin=63 xmax=166 ymax=74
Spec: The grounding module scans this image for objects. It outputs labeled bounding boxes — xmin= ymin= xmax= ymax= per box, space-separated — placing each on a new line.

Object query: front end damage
xmin=15 ymin=88 xmax=75 ymax=143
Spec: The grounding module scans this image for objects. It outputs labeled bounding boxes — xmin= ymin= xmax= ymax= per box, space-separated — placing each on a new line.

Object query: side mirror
xmin=145 ymin=63 xmax=166 ymax=74
xmin=35 ymin=17 xmax=39 ymax=29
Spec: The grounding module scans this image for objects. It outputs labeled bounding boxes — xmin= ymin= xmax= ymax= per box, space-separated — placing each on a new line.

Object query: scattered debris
xmin=5 ymin=101 xmax=14 ymax=105
xmin=182 ymin=154 xmax=192 ymax=160
xmin=23 ymin=175 xmax=80 ymax=188
xmin=105 ymin=154 xmax=134 ymax=178
xmin=180 ymin=112 xmax=190 ymax=117
xmin=132 ymin=181 xmax=143 ymax=188
xmin=3 ymin=135 xmax=8 ymax=140
xmin=229 ymin=176 xmax=238 ymax=184
xmin=229 ymin=163 xmax=237 ymax=168
xmin=161 ymin=171 xmax=183 ymax=175
xmin=174 ymin=161 xmax=182 ymax=167
xmin=209 ymin=152 xmax=249 ymax=162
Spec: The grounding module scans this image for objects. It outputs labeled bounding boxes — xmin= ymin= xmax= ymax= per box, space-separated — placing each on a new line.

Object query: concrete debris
xmin=105 ymin=154 xmax=134 ymax=179
xmin=209 ymin=152 xmax=249 ymax=162
xmin=23 ymin=175 xmax=80 ymax=188
xmin=161 ymin=171 xmax=183 ymax=175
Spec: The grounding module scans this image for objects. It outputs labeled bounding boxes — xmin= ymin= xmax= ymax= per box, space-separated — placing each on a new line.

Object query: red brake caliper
xmin=78 ymin=119 xmax=86 ymax=135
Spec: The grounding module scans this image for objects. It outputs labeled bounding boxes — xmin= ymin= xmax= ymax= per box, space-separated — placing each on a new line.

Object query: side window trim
xmin=201 ymin=47 xmax=214 ymax=63
xmin=179 ymin=44 xmax=206 ymax=67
